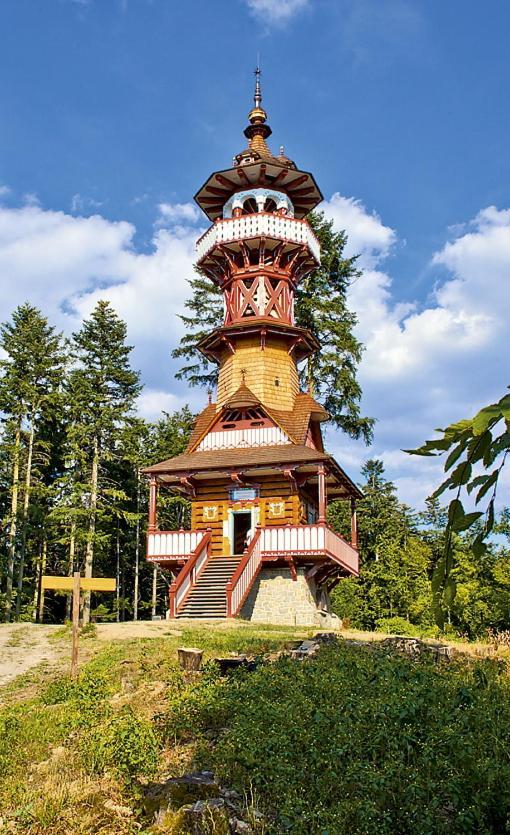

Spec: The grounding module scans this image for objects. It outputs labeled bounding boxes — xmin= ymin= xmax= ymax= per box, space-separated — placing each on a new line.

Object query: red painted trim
xmin=168 ymin=530 xmax=212 ymax=618
xmin=226 ymin=527 xmax=262 ymax=617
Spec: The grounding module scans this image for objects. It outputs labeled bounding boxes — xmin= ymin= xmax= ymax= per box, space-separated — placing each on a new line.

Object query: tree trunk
xmin=32 ymin=536 xmax=43 ymax=622
xmin=5 ymin=424 xmax=21 ymax=622
xmin=82 ymin=435 xmax=99 ymax=626
xmin=38 ymin=537 xmax=47 ymax=623
xmin=15 ymin=418 xmax=35 ymax=619
xmin=151 ymin=566 xmax=158 ymax=619
xmin=116 ymin=524 xmax=120 ymax=623
xmin=133 ymin=469 xmax=140 ymax=621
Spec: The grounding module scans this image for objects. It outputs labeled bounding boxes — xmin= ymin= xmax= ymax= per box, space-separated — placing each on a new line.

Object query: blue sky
xmin=0 ymin=0 xmax=509 ymax=507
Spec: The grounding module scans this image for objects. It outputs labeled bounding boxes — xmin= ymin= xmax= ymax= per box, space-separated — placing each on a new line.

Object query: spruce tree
xmin=173 ymin=211 xmax=374 ymax=442
xmin=0 ymin=304 xmax=65 ymax=620
xmin=67 ymin=301 xmax=141 ymax=624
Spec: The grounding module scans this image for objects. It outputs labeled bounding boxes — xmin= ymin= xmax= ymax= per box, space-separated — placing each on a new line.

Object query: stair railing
xmin=226 ymin=526 xmax=262 ymax=618
xmin=168 ymin=529 xmax=212 ymax=618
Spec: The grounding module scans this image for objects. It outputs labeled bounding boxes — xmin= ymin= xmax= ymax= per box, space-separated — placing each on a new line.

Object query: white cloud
xmin=321 ymin=193 xmax=396 ymax=268
xmin=243 ymin=0 xmax=309 ymax=25
xmin=0 ymin=186 xmax=11 ymax=199
xmin=137 ymin=389 xmax=186 ymax=420
xmin=322 ymin=196 xmax=510 ymax=507
xmin=156 ymin=202 xmax=200 ymax=227
xmin=71 ymin=193 xmax=104 ymax=214
xmin=0 ymin=202 xmax=201 ymax=395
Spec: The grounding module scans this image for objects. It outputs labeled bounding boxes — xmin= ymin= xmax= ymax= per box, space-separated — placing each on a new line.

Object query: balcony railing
xmin=148 ymin=523 xmax=358 ymax=574
xmin=147 ymin=529 xmax=206 ymax=561
xmin=168 ymin=530 xmax=212 ymax=617
xmin=259 ymin=523 xmax=358 ymax=576
xmin=196 ymin=213 xmax=321 ymax=264
xmin=226 ymin=523 xmax=358 ymax=617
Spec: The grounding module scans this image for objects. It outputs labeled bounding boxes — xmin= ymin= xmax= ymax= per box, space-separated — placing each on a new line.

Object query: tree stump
xmin=177 ymin=647 xmax=203 ymax=672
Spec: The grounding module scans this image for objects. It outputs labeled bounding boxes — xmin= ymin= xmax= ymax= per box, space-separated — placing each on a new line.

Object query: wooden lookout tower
xmin=143 ymin=71 xmax=361 ymax=624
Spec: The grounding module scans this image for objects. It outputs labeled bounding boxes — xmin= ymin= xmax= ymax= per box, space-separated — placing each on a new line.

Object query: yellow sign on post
xmin=42 ymin=572 xmax=116 ymax=678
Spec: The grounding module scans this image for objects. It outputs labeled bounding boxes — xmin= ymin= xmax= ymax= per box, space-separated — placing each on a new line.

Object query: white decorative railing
xmin=196 ymin=213 xmax=321 ymax=264
xmin=147 ymin=529 xmax=205 ymax=561
xmin=260 ymin=523 xmax=358 ymax=575
xmin=197 ymin=426 xmax=290 ymax=451
xmin=169 ymin=531 xmax=212 ymax=617
xmin=227 ymin=528 xmax=263 ymax=617
xmin=227 ymin=523 xmax=358 ymax=617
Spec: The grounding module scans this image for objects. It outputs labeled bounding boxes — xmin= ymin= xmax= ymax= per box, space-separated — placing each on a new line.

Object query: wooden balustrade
xmin=226 ymin=528 xmax=263 ymax=617
xmin=168 ymin=531 xmax=212 ymax=618
xmin=196 ymin=213 xmax=321 ymax=264
xmin=147 ymin=529 xmax=205 ymax=561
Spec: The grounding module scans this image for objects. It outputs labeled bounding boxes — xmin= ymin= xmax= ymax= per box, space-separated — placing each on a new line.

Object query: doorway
xmin=231 ymin=511 xmax=253 ymax=555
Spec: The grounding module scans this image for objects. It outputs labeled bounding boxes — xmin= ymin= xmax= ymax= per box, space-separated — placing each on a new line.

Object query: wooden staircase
xmin=177 ymin=556 xmax=242 ymax=619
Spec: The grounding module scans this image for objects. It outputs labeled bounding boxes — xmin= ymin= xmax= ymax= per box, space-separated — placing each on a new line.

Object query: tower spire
xmin=254 ymin=65 xmax=262 ymax=109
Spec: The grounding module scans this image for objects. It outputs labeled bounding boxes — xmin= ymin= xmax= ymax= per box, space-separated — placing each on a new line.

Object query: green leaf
xmin=443 ymin=577 xmax=457 ymax=607
xmin=471 ymin=534 xmax=488 ymax=559
xmin=450 ymin=461 xmax=472 ymax=487
xmin=467 ymin=475 xmax=489 ymax=495
xmin=475 ymin=470 xmax=498 ymax=503
xmin=405 ymin=437 xmax=452 ymax=457
xmin=430 ymin=476 xmax=453 ymax=500
xmin=472 ymin=403 xmax=503 ymax=436
xmin=444 ymin=441 xmax=467 ymax=471
xmin=448 ymin=499 xmax=465 ymax=527
xmin=486 ymin=498 xmax=495 ymax=534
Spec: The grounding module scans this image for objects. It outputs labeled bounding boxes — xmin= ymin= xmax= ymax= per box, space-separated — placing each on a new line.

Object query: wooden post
xmin=42 ymin=574 xmax=115 ymax=678
xmin=148 ymin=476 xmax=158 ymax=533
xmin=318 ymin=464 xmax=327 ymax=523
xmin=71 ymin=571 xmax=81 ymax=679
xmin=350 ymin=498 xmax=358 ymax=549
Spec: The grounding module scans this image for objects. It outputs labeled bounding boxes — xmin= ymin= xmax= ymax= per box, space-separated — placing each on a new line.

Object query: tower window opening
xmin=265 ymin=198 xmax=277 ymax=213
xmin=242 ymin=197 xmax=258 ymax=215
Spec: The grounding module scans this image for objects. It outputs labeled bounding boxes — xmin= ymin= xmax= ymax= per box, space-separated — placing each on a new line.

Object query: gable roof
xmin=186 ymin=389 xmax=330 ymax=455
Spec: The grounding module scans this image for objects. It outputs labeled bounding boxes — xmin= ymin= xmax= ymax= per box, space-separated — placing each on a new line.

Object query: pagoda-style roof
xmin=198 ymin=319 xmax=319 ymax=364
xmin=194 ymin=161 xmax=323 ymax=222
xmin=142 ymin=443 xmax=362 ymax=500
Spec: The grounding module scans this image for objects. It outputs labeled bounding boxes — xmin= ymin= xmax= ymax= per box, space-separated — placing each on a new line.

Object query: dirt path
xmin=0 ymin=623 xmax=64 ymax=689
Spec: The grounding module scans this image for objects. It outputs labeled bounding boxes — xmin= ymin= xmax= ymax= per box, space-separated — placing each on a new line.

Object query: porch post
xmin=148 ymin=476 xmax=158 ymax=533
xmin=318 ymin=464 xmax=327 ymax=523
xmin=350 ymin=498 xmax=358 ymax=548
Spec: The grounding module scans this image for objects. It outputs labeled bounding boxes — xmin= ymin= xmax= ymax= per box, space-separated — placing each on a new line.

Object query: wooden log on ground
xmin=177 ymin=647 xmax=204 ymax=671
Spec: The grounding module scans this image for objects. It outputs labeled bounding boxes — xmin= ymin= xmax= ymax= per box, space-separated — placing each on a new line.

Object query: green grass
xmin=1 ymin=624 xmax=509 ymax=834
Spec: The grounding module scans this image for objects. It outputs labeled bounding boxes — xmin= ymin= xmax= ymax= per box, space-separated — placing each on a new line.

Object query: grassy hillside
xmin=0 ymin=623 xmax=509 ymax=834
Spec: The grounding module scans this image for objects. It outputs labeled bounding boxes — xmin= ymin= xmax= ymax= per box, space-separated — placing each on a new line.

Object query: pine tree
xmin=329 ymin=460 xmax=432 ymax=629
xmin=0 ymin=304 xmax=66 ymax=620
xmin=67 ymin=301 xmax=141 ymax=624
xmin=172 ymin=211 xmax=374 ymax=442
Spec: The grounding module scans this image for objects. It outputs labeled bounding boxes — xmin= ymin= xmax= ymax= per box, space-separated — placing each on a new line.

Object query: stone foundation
xmin=240 ymin=567 xmax=341 ymax=627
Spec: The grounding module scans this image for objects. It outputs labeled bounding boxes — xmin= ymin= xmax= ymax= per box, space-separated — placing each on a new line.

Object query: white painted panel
xmin=198 ymin=426 xmax=290 ymax=451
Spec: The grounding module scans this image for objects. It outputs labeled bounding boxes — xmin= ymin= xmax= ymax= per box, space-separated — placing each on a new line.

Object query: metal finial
xmin=279 ymin=145 xmax=285 ymax=156
xmin=254 ymin=66 xmax=262 ymax=109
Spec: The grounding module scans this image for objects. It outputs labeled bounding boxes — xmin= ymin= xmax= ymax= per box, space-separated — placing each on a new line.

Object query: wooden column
xmin=318 ymin=464 xmax=327 ymax=523
xmin=350 ymin=498 xmax=358 ymax=549
xmin=148 ymin=476 xmax=158 ymax=533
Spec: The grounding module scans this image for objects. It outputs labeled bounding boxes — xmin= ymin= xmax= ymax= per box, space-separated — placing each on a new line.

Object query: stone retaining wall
xmin=240 ymin=567 xmax=340 ymax=627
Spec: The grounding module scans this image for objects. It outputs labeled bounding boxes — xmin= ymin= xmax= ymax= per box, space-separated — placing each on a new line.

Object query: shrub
xmin=162 ymin=644 xmax=510 ymax=834
xmin=375 ymin=616 xmax=439 ymax=638
xmin=80 ymin=706 xmax=159 ymax=780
